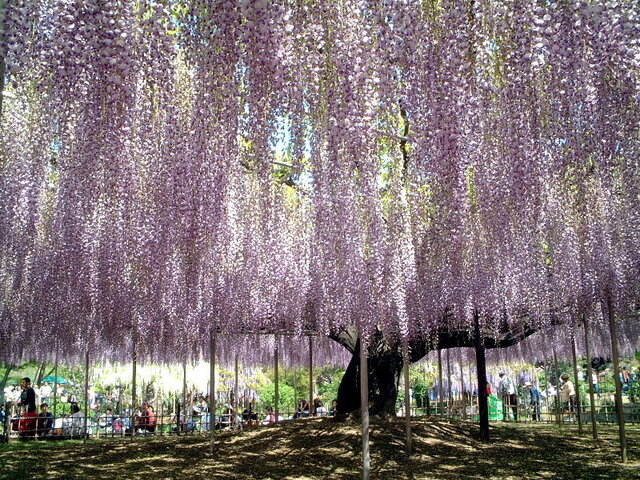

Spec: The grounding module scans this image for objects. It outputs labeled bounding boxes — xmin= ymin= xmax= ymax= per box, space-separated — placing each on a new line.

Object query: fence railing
xmin=407 ymin=393 xmax=640 ymax=425
xmin=0 ymin=406 xmax=335 ymax=441
xmin=2 ymin=396 xmax=638 ymax=442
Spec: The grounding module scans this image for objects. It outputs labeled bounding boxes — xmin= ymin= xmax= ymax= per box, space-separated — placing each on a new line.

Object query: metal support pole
xmin=606 ymin=296 xmax=627 ymax=463
xmin=293 ymin=364 xmax=297 ymax=417
xmin=53 ymin=345 xmax=59 ymax=420
xmin=553 ymin=347 xmax=561 ymax=425
xmin=131 ymin=337 xmax=137 ymax=439
xmin=542 ymin=362 xmax=549 ymax=422
xmin=459 ymin=355 xmax=466 ymax=420
xmin=437 ymin=349 xmax=443 ymax=415
xmin=209 ymin=329 xmax=216 ymax=453
xmin=446 ymin=349 xmax=452 ymax=420
xmin=360 ymin=334 xmax=370 ymax=480
xmin=160 ymin=397 xmax=164 ymax=437
xmin=182 ymin=360 xmax=187 ymax=435
xmin=83 ymin=349 xmax=90 ymax=442
xmin=274 ymin=336 xmax=279 ymax=423
xmin=402 ymin=341 xmax=412 ymax=455
xmin=234 ymin=353 xmax=239 ymax=430
xmin=583 ymin=314 xmax=598 ymax=440
xmin=309 ymin=335 xmax=314 ymax=415
xmin=570 ymin=329 xmax=583 ymax=435
xmin=3 ymin=403 xmax=9 ymax=444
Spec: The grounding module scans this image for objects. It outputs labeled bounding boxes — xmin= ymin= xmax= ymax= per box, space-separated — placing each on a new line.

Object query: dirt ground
xmin=0 ymin=418 xmax=638 ymax=480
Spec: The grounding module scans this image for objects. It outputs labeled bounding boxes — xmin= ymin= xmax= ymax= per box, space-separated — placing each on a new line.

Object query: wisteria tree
xmin=0 ymin=0 xmax=639 ymax=425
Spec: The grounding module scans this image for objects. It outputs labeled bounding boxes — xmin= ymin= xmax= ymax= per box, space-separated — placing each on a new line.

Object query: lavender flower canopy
xmin=0 ymin=0 xmax=639 ymax=364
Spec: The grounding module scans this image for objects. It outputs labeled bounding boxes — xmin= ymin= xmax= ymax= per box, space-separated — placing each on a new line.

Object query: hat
xmin=524 ymin=382 xmax=532 ymax=387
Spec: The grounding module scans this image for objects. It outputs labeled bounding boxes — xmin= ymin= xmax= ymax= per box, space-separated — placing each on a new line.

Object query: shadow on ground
xmin=0 ymin=418 xmax=638 ymax=480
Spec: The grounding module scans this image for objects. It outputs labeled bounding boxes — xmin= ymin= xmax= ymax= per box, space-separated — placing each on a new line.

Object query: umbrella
xmin=41 ymin=375 xmax=72 ymax=385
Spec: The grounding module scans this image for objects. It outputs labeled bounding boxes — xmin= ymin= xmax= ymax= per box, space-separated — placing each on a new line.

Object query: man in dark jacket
xmin=18 ymin=377 xmax=36 ymax=413
xmin=17 ymin=378 xmax=37 ymax=438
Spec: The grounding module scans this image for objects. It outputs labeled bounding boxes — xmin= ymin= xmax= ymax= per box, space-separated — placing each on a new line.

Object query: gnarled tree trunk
xmin=335 ymin=333 xmax=403 ymax=417
xmin=331 ymin=319 xmax=539 ymax=423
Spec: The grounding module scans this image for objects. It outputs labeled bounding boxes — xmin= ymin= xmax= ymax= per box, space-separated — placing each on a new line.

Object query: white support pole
xmin=570 ymin=329 xmax=583 ymax=435
xmin=309 ymin=335 xmax=314 ymax=415
xmin=275 ymin=335 xmax=279 ymax=423
xmin=437 ymin=349 xmax=443 ymax=414
xmin=52 ymin=345 xmax=59 ymax=420
xmin=234 ymin=353 xmax=239 ymax=430
xmin=83 ymin=349 xmax=90 ymax=443
xmin=459 ymin=355 xmax=466 ymax=421
xmin=131 ymin=331 xmax=137 ymax=439
xmin=583 ymin=314 xmax=598 ymax=440
xmin=446 ymin=349 xmax=452 ymax=420
xmin=182 ymin=360 xmax=187 ymax=435
xmin=209 ymin=329 xmax=216 ymax=453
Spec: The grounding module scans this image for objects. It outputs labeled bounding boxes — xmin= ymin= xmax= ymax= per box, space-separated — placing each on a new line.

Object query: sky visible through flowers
xmin=0 ymin=0 xmax=638 ymax=365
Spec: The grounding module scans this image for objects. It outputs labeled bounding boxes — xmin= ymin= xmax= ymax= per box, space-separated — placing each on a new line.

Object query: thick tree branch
xmin=399 ymin=103 xmax=409 ymax=174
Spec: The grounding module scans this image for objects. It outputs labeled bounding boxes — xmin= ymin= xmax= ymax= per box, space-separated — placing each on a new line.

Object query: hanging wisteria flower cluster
xmin=0 ymin=0 xmax=639 ymax=364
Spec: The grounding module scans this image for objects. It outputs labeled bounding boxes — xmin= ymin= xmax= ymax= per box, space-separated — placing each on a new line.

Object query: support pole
xmin=209 ymin=330 xmax=216 ymax=454
xmin=542 ymin=362 xmax=549 ymax=422
xmin=274 ymin=336 xmax=279 ymax=423
xmin=293 ymin=364 xmax=298 ymax=416
xmin=160 ymin=395 xmax=164 ymax=438
xmin=446 ymin=348 xmax=452 ymax=420
xmin=553 ymin=347 xmax=561 ymax=425
xmin=606 ymin=296 xmax=627 ymax=463
xmin=309 ymin=335 xmax=314 ymax=415
xmin=402 ymin=341 xmax=412 ymax=455
xmin=583 ymin=314 xmax=598 ymax=440
xmin=474 ymin=310 xmax=489 ymax=441
xmin=437 ymin=349 xmax=443 ymax=415
xmin=131 ymin=336 xmax=137 ymax=439
xmin=182 ymin=360 xmax=187 ymax=435
xmin=360 ymin=334 xmax=370 ymax=480
xmin=570 ymin=329 xmax=583 ymax=435
xmin=2 ymin=402 xmax=9 ymax=444
xmin=234 ymin=353 xmax=239 ymax=430
xmin=53 ymin=345 xmax=59 ymax=420
xmin=459 ymin=355 xmax=466 ymax=420
xmin=83 ymin=349 xmax=90 ymax=443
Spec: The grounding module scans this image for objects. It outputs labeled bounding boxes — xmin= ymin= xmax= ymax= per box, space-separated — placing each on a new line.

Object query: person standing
xmin=523 ymin=382 xmax=542 ymax=421
xmin=591 ymin=370 xmax=600 ymax=394
xmin=497 ymin=372 xmax=519 ymax=421
xmin=559 ymin=374 xmax=576 ymax=421
xmin=40 ymin=382 xmax=52 ymax=404
xmin=17 ymin=377 xmax=37 ymax=438
xmin=17 ymin=378 xmax=36 ymax=414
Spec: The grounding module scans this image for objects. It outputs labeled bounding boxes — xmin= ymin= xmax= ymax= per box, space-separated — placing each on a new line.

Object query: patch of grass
xmin=0 ymin=419 xmax=638 ymax=479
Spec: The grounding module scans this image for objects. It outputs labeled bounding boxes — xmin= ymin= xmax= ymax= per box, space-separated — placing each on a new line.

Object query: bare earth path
xmin=1 ymin=418 xmax=638 ymax=480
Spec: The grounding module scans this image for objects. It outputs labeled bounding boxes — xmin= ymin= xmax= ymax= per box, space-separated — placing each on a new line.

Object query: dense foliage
xmin=0 ymin=0 xmax=639 ymax=365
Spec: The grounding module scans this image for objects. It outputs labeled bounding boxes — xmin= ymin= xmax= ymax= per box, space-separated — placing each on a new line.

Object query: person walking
xmin=559 ymin=374 xmax=576 ymax=421
xmin=498 ymin=372 xmax=519 ymax=421
xmin=523 ymin=382 xmax=542 ymax=421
